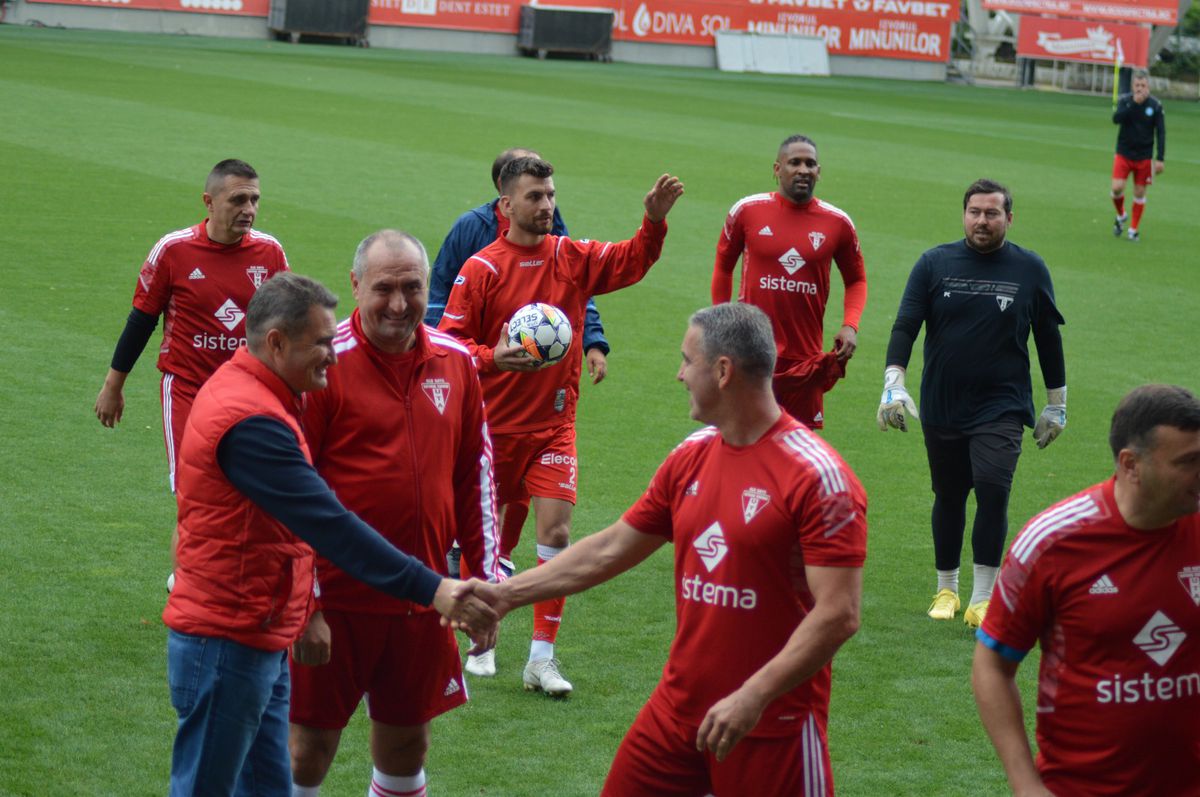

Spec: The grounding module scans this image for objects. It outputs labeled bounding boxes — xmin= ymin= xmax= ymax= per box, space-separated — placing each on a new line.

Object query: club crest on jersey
xmin=1180 ymin=566 xmax=1200 ymax=607
xmin=1133 ymin=610 xmax=1185 ymax=666
xmin=741 ymin=488 xmax=770 ymax=523
xmin=214 ymin=298 xmax=245 ymax=331
xmin=778 ymin=247 xmax=806 ymax=275
xmin=996 ymin=296 xmax=1013 ymax=312
xmin=246 ymin=265 xmax=269 ymax=288
xmin=421 ymin=378 xmax=451 ymax=414
xmin=808 ymin=231 xmax=826 ymax=251
xmin=693 ymin=522 xmax=728 ymax=572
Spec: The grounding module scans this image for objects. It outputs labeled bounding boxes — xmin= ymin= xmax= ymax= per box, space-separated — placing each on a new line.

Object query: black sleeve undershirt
xmin=110 ymin=308 xmax=159 ymax=373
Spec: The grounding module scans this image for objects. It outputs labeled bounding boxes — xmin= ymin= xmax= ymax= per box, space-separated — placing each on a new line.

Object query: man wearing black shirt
xmin=877 ymin=179 xmax=1066 ymax=630
xmin=1110 ymin=70 xmax=1165 ymax=242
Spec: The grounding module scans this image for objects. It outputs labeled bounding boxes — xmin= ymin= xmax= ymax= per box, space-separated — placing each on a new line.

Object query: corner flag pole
xmin=1112 ymin=47 xmax=1123 ymax=109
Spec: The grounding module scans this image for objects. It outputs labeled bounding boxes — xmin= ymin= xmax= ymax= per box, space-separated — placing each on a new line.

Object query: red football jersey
xmin=132 ymin=221 xmax=289 ymax=387
xmin=623 ymin=413 xmax=868 ymax=738
xmin=713 ymin=193 xmax=866 ymax=363
xmin=302 ymin=313 xmax=501 ymax=614
xmin=981 ymin=478 xmax=1200 ymax=796
xmin=438 ymin=216 xmax=667 ymax=434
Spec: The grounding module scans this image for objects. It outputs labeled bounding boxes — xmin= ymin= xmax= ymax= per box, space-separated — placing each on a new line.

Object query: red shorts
xmin=602 ymin=690 xmax=833 ymax=797
xmin=288 ymin=610 xmax=467 ymax=729
xmin=774 ymin=381 xmax=824 ymax=429
xmin=491 ymin=424 xmax=578 ymax=505
xmin=161 ymin=373 xmax=200 ymax=492
xmin=1112 ymin=154 xmax=1153 ymax=187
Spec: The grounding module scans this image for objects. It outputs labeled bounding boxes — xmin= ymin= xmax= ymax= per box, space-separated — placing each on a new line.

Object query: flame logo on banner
xmin=633 ymin=3 xmax=652 ymax=37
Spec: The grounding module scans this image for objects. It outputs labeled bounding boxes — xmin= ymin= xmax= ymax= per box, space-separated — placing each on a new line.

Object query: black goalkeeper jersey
xmin=886 ymin=239 xmax=1065 ymax=430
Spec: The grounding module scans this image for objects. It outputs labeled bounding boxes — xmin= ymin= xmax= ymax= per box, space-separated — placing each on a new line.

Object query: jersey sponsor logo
xmin=1096 ymin=670 xmax=1200 ymax=704
xmin=759 ymin=225 xmax=774 ymax=236
xmin=443 ymin=678 xmax=461 ymax=697
xmin=214 ymin=298 xmax=245 ymax=331
xmin=1089 ymin=574 xmax=1119 ymax=595
xmin=246 ymin=265 xmax=269 ymax=288
xmin=759 ymin=275 xmax=818 ymax=294
xmin=188 ymin=267 xmax=206 ymax=280
xmin=1179 ymin=566 xmax=1200 ymax=606
xmin=519 ymin=259 xmax=545 ymax=268
xmin=421 ymin=378 xmax=451 ymax=414
xmin=192 ymin=332 xmax=246 ymax=351
xmin=940 ymin=277 xmax=1020 ymax=308
xmin=680 ymin=571 xmax=758 ymax=610
xmin=693 ymin=522 xmax=729 ymax=572
xmin=453 ymin=275 xmax=466 ymax=285
xmin=685 ymin=480 xmax=700 ymax=496
xmin=778 ymin=247 xmax=806 ymax=274
xmin=1134 ymin=610 xmax=1186 ymax=666
xmin=539 ymin=452 xmax=577 ymax=467
xmin=996 ymin=296 xmax=1013 ymax=312
xmin=809 ymin=231 xmax=826 ymax=250
xmin=741 ymin=487 xmax=770 ymax=523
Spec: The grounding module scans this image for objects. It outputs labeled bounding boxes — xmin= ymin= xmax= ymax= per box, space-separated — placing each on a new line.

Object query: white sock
xmin=529 ymin=639 xmax=554 ymax=663
xmin=292 ymin=786 xmax=320 ymax=797
xmin=971 ymin=565 xmax=999 ymax=605
xmin=536 ymin=543 xmax=565 ymax=561
xmin=368 ymin=767 xmax=426 ymax=797
xmin=936 ymin=568 xmax=959 ymax=594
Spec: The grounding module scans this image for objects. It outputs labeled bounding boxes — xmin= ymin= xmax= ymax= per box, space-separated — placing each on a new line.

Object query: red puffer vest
xmin=163 ymin=347 xmax=314 ymax=651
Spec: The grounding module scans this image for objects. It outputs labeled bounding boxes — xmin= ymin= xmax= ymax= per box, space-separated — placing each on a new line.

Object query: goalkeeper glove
xmin=877 ymin=366 xmax=919 ymax=432
xmin=1034 ymin=386 xmax=1067 ymax=449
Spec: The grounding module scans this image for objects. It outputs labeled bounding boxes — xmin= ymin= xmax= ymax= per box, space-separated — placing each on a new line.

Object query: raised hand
xmin=643 ymin=174 xmax=685 ymax=223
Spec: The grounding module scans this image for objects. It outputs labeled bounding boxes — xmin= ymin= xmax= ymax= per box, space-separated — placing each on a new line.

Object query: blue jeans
xmin=167 ymin=630 xmax=291 ymax=797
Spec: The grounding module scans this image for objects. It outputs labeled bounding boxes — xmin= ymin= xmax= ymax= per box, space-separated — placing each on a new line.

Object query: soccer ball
xmin=508 ymin=302 xmax=573 ymax=367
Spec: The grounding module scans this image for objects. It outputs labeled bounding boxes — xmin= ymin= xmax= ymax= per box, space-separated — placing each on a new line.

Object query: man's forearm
xmin=972 ymin=645 xmax=1044 ymax=792
xmin=500 ymin=521 xmax=663 ymax=609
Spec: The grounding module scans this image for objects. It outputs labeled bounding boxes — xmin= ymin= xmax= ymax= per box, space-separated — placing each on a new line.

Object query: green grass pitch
xmin=0 ymin=24 xmax=1196 ymax=796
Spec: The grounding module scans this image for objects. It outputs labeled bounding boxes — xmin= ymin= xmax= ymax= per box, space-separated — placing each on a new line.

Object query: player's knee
xmin=289 ymin=726 xmax=340 ymax=783
xmin=537 ymin=521 xmax=570 ymax=549
xmin=371 ymin=725 xmax=429 ymax=775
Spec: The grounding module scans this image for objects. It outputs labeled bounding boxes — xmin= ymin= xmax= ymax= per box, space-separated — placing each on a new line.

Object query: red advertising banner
xmin=370 ymin=0 xmax=960 ymax=61
xmin=1017 ymin=15 xmax=1150 ymax=66
xmin=982 ymin=0 xmax=1175 ymax=26
xmin=26 ymin=0 xmax=268 ymax=16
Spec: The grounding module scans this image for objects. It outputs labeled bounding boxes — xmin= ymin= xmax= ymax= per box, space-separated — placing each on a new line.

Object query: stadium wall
xmin=3 ymin=0 xmax=946 ymax=79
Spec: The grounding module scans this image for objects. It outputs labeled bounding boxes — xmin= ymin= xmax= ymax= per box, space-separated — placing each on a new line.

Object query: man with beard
xmin=877 ymin=178 xmax=1067 ymax=630
xmin=711 ymin=134 xmax=867 ymax=430
xmin=439 ymin=156 xmax=683 ymax=695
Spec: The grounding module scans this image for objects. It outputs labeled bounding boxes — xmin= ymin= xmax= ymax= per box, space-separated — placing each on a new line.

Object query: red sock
xmin=1131 ymin=198 xmax=1145 ymax=230
xmin=500 ymin=501 xmax=530 ymax=561
xmin=532 ymin=558 xmax=565 ymax=644
xmin=1111 ymin=194 xmax=1125 ymax=216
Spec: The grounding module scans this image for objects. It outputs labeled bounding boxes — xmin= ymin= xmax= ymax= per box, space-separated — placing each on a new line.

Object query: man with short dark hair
xmin=457 ymin=302 xmax=867 ymax=794
xmin=163 ymin=272 xmax=495 ymax=797
xmin=1110 ymin=70 xmax=1166 ymax=242
xmin=94 ymin=159 xmax=290 ymax=588
xmin=711 ymin=134 xmax=867 ymax=429
xmin=878 ymin=178 xmax=1066 ymax=629
xmin=439 ymin=156 xmax=683 ymax=694
xmin=429 ymin=149 xmax=611 ymax=669
xmin=287 ymin=232 xmax=501 ymax=797
xmin=973 ymin=384 xmax=1200 ymax=796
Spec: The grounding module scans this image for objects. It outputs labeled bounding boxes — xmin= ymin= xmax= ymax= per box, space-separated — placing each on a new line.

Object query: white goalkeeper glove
xmin=1034 ymin=386 xmax=1067 ymax=449
xmin=877 ymin=366 xmax=919 ymax=432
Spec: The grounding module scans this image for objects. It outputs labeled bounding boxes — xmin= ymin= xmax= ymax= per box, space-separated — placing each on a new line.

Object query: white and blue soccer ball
xmin=508 ymin=302 xmax=573 ymax=367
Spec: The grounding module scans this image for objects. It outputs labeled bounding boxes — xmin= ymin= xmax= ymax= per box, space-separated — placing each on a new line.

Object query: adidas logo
xmin=685 ymin=480 xmax=700 ymax=496
xmin=188 ymin=268 xmax=205 ymax=280
xmin=1089 ymin=574 xmax=1118 ymax=595
xmin=759 ymin=225 xmax=773 ymax=236
xmin=443 ymin=678 xmax=461 ymax=697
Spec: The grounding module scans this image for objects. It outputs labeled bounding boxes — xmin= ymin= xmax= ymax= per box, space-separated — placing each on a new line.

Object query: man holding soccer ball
xmin=440 ymin=156 xmax=684 ymax=694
